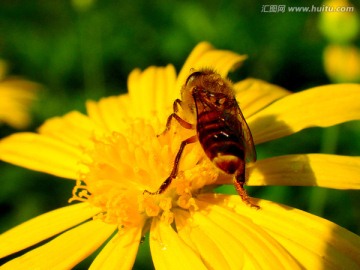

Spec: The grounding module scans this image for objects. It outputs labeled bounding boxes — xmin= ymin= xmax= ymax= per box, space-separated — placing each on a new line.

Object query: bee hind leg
xmin=234 ymin=170 xmax=260 ymax=209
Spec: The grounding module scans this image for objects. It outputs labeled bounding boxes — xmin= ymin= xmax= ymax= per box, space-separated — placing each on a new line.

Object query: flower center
xmin=69 ymin=118 xmax=218 ymax=229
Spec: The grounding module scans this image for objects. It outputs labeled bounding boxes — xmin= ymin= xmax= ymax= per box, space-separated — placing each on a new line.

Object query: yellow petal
xmin=202 ymin=194 xmax=360 ymax=269
xmin=1 ymin=219 xmax=116 ymax=269
xmin=247 ymin=154 xmax=360 ymax=189
xmin=254 ymin=200 xmax=360 ymax=269
xmin=0 ymin=132 xmax=82 ymax=179
xmin=150 ymin=218 xmax=207 ymax=270
xmin=86 ymin=99 xmax=110 ymax=132
xmin=0 ymin=78 xmax=39 ymax=129
xmin=174 ymin=209 xmax=242 ymax=270
xmin=0 ymin=203 xmax=100 ymax=259
xmin=184 ymin=200 xmax=301 ymax=270
xmin=86 ymin=95 xmax=131 ymax=133
xmin=234 ymin=78 xmax=290 ymax=118
xmin=176 ymin=42 xmax=247 ymax=91
xmin=248 ymin=84 xmax=360 ymax=144
xmin=90 ymin=226 xmax=142 ymax=270
xmin=127 ymin=65 xmax=177 ymax=119
xmin=38 ymin=111 xmax=98 ymax=148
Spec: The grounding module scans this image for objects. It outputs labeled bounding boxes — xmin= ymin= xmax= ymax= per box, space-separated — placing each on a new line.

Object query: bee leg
xmin=234 ymin=170 xmax=260 ymax=209
xmin=158 ymin=99 xmax=182 ymax=136
xmin=144 ymin=135 xmax=198 ymax=195
xmin=158 ymin=99 xmax=194 ymax=137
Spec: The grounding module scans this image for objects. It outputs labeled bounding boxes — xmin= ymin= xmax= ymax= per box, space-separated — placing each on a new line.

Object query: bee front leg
xmin=158 ymin=99 xmax=194 ymax=137
xmin=234 ymin=168 xmax=260 ymax=209
xmin=144 ymin=135 xmax=197 ymax=195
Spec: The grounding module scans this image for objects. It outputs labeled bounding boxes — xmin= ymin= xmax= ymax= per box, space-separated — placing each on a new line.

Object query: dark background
xmin=0 ymin=0 xmax=359 ymax=269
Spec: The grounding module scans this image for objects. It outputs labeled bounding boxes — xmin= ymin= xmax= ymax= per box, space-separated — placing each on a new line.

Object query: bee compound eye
xmin=185 ymin=71 xmax=204 ymax=86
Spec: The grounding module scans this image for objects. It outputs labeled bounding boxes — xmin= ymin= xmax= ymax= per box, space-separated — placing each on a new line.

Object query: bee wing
xmin=234 ymin=103 xmax=257 ymax=163
xmin=193 ymin=88 xmax=256 ymax=163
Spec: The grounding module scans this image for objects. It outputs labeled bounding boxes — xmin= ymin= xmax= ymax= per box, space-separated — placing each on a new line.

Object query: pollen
xmin=69 ymin=118 xmax=218 ymax=229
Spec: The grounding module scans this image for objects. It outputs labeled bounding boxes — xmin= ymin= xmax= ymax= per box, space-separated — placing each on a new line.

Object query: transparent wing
xmin=194 ymin=88 xmax=256 ymax=163
xmin=235 ymin=103 xmax=257 ymax=163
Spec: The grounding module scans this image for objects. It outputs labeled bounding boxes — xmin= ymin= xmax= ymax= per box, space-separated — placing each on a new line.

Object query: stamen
xmin=68 ymin=119 xmax=218 ymax=228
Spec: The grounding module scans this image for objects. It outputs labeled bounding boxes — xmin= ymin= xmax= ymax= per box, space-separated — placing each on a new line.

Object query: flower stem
xmin=77 ymin=10 xmax=105 ymax=98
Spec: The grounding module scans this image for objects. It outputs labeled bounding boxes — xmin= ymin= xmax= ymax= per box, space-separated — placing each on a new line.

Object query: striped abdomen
xmin=196 ymin=110 xmax=246 ymax=175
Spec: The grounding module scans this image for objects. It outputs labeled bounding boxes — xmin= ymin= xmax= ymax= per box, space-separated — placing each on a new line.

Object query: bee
xmin=146 ymin=69 xmax=258 ymax=208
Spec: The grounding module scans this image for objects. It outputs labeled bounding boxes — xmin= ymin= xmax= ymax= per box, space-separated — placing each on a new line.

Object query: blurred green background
xmin=0 ymin=0 xmax=359 ymax=269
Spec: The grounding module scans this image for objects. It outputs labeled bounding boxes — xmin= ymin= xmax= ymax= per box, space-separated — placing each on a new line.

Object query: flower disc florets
xmin=70 ymin=118 xmax=218 ymax=230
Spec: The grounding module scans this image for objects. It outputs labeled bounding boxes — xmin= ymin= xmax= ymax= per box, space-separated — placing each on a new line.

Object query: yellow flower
xmin=0 ymin=60 xmax=39 ymax=129
xmin=318 ymin=0 xmax=359 ymax=43
xmin=1 ymin=42 xmax=360 ymax=269
xmin=323 ymin=44 xmax=360 ymax=83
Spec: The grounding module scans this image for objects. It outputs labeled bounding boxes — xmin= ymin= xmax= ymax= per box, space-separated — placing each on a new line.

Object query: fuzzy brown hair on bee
xmin=145 ymin=68 xmax=258 ymax=208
